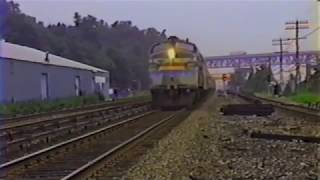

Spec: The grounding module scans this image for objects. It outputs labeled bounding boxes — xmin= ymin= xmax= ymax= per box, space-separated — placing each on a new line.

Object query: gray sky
xmin=14 ymin=0 xmax=316 ymax=56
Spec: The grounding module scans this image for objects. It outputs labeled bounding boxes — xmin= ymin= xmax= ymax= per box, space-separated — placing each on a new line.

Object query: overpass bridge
xmin=206 ymin=51 xmax=319 ymax=69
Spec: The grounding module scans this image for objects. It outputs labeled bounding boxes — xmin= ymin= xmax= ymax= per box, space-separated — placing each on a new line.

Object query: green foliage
xmin=228 ymin=69 xmax=248 ymax=91
xmin=282 ymin=74 xmax=296 ymax=96
xmin=256 ymin=88 xmax=320 ymax=106
xmin=3 ymin=1 xmax=166 ymax=89
xmin=243 ymin=65 xmax=273 ymax=93
xmin=289 ymin=91 xmax=320 ymax=105
xmin=0 ymin=95 xmax=102 ymax=117
xmin=307 ymin=69 xmax=320 ymax=95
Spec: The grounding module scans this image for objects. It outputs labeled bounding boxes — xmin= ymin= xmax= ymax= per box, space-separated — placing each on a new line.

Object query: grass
xmin=0 ymin=95 xmax=103 ymax=117
xmin=255 ymin=91 xmax=320 ymax=106
xmin=0 ymin=91 xmax=151 ymax=117
xmin=289 ymin=91 xmax=320 ymax=105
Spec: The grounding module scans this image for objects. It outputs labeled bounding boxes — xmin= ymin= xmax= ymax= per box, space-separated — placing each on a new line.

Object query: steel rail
xmin=0 ymin=97 xmax=150 ymax=122
xmin=0 ymin=110 xmax=155 ymax=171
xmin=0 ymin=105 xmax=149 ymax=156
xmin=0 ymin=101 xmax=150 ymax=131
xmin=235 ymin=92 xmax=320 ymax=118
xmin=61 ymin=110 xmax=181 ymax=180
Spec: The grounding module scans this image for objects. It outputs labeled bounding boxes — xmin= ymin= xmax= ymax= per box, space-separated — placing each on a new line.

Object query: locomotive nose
xmin=168 ymin=76 xmax=177 ymax=89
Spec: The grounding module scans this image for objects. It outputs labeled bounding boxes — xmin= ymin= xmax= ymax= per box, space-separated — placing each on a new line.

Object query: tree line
xmin=0 ymin=1 xmax=166 ymax=89
xmin=229 ymin=65 xmax=320 ymax=96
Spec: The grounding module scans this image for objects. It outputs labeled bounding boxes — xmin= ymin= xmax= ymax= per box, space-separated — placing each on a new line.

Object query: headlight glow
xmin=167 ymin=48 xmax=176 ymax=60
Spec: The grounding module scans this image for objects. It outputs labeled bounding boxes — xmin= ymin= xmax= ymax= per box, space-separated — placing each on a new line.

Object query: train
xmin=149 ymin=36 xmax=215 ymax=109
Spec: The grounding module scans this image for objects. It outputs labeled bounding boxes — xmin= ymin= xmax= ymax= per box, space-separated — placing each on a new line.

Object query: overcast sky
xmin=14 ymin=0 xmax=317 ymax=56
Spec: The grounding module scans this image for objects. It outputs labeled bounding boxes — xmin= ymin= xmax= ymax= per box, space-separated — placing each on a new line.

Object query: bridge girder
xmin=206 ymin=51 xmax=319 ymax=69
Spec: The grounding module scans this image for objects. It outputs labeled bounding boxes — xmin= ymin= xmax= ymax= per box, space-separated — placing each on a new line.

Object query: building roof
xmin=0 ymin=40 xmax=107 ymax=73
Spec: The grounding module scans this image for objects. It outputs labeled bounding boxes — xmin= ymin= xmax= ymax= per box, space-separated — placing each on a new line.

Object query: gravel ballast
xmin=123 ymin=95 xmax=320 ymax=180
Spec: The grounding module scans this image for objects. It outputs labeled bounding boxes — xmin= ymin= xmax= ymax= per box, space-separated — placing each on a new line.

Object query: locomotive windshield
xmin=150 ymin=41 xmax=197 ymax=60
xmin=151 ymin=42 xmax=197 ymax=54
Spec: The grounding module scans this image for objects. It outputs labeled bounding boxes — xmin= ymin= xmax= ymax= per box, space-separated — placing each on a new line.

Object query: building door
xmin=92 ymin=76 xmax=95 ymax=93
xmin=41 ymin=73 xmax=49 ymax=100
xmin=75 ymin=76 xmax=80 ymax=96
xmin=94 ymin=76 xmax=106 ymax=96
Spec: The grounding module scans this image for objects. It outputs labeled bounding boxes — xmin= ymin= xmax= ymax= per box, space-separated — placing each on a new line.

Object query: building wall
xmin=0 ymin=60 xmax=7 ymax=103
xmin=94 ymin=71 xmax=110 ymax=97
xmin=1 ymin=58 xmax=109 ymax=103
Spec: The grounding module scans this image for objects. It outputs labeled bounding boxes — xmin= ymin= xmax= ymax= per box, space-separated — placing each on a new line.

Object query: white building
xmin=0 ymin=40 xmax=109 ymax=103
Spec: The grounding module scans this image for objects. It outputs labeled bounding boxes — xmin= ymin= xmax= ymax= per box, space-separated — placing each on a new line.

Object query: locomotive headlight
xmin=167 ymin=48 xmax=176 ymax=60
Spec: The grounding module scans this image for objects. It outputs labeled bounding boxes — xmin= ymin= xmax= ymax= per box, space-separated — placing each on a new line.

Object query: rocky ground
xmin=226 ymin=105 xmax=320 ymax=138
xmin=122 ymin=95 xmax=320 ymax=180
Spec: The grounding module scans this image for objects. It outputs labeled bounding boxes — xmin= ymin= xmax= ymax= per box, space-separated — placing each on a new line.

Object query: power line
xmin=302 ymin=26 xmax=320 ymax=38
xmin=281 ymin=26 xmax=319 ymax=52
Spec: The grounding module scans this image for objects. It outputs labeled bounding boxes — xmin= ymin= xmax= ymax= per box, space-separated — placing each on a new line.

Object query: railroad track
xmin=64 ymin=109 xmax=190 ymax=180
xmin=218 ymin=105 xmax=319 ymax=179
xmin=0 ymin=101 xmax=113 ymax=123
xmin=0 ymin=101 xmax=151 ymax=164
xmin=0 ymin=110 xmax=185 ymax=180
xmin=0 ymin=98 xmax=150 ymax=129
xmin=239 ymin=112 xmax=320 ymax=143
xmin=230 ymin=92 xmax=320 ymax=120
xmin=226 ymin=93 xmax=320 ymax=144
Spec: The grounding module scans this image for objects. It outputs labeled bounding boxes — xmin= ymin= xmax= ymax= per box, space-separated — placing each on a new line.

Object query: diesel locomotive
xmin=149 ymin=36 xmax=215 ymax=108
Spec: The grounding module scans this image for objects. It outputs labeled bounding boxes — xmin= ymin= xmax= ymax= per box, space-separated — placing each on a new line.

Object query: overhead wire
xmin=302 ymin=26 xmax=320 ymax=38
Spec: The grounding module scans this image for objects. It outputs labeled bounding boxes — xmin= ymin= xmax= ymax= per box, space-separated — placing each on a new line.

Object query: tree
xmin=73 ymin=12 xmax=81 ymax=27
xmin=244 ymin=65 xmax=273 ymax=93
xmin=3 ymin=1 xmax=166 ymax=89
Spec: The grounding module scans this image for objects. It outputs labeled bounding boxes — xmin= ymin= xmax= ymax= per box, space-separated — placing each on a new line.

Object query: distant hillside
xmin=1 ymin=1 xmax=166 ymax=89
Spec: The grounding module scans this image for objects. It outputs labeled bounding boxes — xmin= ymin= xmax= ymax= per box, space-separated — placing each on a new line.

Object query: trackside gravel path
xmin=123 ymin=95 xmax=319 ymax=180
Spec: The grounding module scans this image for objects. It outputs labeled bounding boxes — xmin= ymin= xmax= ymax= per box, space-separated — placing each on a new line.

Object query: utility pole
xmin=285 ymin=20 xmax=309 ymax=90
xmin=272 ymin=38 xmax=290 ymax=89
